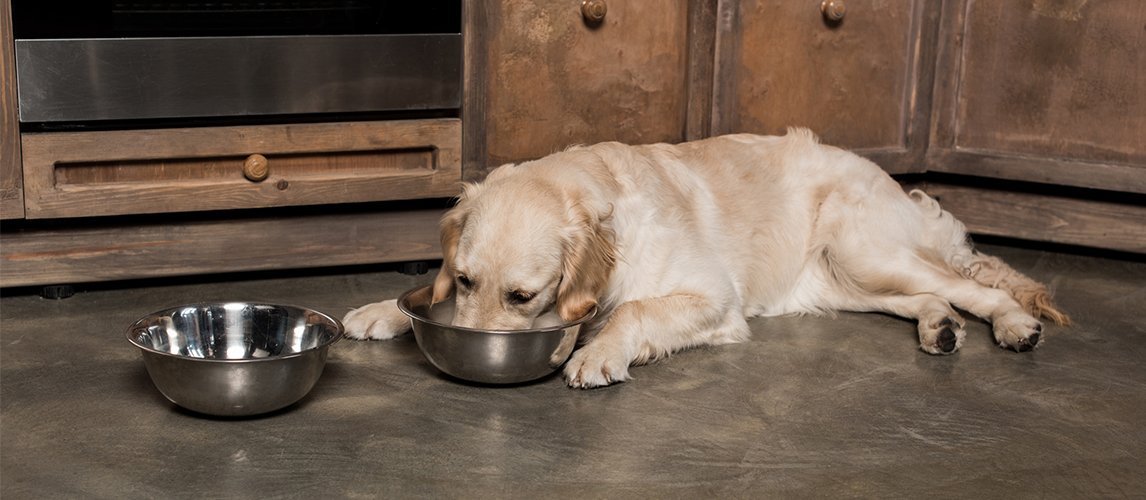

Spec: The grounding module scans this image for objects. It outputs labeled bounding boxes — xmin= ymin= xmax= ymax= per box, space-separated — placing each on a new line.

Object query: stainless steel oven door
xmin=15 ymin=34 xmax=461 ymax=123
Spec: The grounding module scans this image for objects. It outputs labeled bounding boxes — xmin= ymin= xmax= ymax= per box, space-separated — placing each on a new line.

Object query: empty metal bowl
xmin=126 ymin=302 xmax=343 ymax=416
xmin=398 ymin=285 xmax=597 ymax=384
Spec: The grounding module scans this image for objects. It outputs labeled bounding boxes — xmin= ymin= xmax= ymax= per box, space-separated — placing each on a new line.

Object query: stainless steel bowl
xmin=398 ymin=285 xmax=596 ymax=384
xmin=126 ymin=302 xmax=343 ymax=416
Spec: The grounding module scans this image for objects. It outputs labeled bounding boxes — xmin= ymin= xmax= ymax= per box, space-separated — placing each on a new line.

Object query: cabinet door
xmin=928 ymin=0 xmax=1146 ymax=193
xmin=716 ymin=0 xmax=934 ymax=173
xmin=481 ymin=0 xmax=693 ymax=167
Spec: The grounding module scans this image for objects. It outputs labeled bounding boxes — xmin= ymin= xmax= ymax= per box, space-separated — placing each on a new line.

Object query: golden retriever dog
xmin=343 ymin=129 xmax=1069 ymax=388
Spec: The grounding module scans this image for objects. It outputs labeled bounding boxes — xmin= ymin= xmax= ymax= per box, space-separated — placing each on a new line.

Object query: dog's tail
xmin=959 ymin=252 xmax=1071 ymax=326
xmin=909 ymin=189 xmax=1070 ymax=326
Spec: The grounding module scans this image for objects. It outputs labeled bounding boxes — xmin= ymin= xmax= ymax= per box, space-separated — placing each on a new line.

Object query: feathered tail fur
xmin=960 ymin=252 xmax=1071 ymax=326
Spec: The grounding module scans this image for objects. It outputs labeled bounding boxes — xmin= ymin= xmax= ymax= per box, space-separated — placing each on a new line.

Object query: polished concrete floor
xmin=2 ymin=243 xmax=1145 ymax=499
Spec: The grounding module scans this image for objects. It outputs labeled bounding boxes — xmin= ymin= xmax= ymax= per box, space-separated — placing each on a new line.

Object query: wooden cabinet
xmin=473 ymin=0 xmax=699 ymax=169
xmin=714 ymin=0 xmax=939 ymax=173
xmin=3 ymin=0 xmax=1144 ymax=288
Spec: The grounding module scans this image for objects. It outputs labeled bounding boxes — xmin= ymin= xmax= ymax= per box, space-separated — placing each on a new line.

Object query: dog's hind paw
xmin=993 ymin=311 xmax=1043 ymax=353
xmin=919 ymin=315 xmax=965 ymax=355
xmin=342 ymin=299 xmax=411 ymax=340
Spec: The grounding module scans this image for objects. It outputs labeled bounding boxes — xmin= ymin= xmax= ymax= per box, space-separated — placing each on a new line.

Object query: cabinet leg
xmin=40 ymin=285 xmax=75 ymax=300
xmin=399 ymin=261 xmax=430 ymax=276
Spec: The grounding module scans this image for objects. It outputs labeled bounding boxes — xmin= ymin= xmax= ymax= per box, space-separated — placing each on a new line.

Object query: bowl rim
xmin=125 ymin=301 xmax=344 ymax=363
xmin=397 ymin=285 xmax=597 ymax=335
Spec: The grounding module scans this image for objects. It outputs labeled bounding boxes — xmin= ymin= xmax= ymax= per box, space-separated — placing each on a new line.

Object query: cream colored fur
xmin=343 ymin=129 xmax=1069 ymax=388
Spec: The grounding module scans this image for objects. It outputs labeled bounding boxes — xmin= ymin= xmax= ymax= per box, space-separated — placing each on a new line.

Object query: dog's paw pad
xmin=937 ymin=325 xmax=957 ymax=353
xmin=1016 ymin=333 xmax=1040 ymax=352
xmin=920 ymin=316 xmax=965 ymax=355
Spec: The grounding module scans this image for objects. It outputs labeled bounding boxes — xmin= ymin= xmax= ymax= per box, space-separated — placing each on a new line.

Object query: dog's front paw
xmin=993 ymin=311 xmax=1044 ymax=352
xmin=563 ymin=340 xmax=631 ymax=389
xmin=342 ymin=299 xmax=411 ymax=340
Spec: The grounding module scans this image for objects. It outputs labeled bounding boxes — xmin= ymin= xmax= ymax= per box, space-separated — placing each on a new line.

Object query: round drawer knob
xmin=582 ymin=0 xmax=607 ymax=24
xmin=821 ymin=0 xmax=846 ymax=22
xmin=243 ymin=154 xmax=269 ymax=182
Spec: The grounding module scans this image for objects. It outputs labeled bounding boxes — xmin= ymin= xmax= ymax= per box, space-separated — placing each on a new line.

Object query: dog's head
xmin=431 ymin=162 xmax=616 ymax=330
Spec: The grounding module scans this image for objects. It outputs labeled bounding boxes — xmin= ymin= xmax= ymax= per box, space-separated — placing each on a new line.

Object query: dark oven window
xmin=11 ymin=1 xmax=462 ymax=39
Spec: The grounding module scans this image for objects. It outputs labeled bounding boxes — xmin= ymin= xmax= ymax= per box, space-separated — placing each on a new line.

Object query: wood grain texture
xmin=927 ymin=0 xmax=967 ymax=152
xmin=0 ymin=208 xmax=445 ymax=287
xmin=484 ymin=0 xmax=691 ymax=166
xmin=927 ymin=149 xmax=1146 ymax=195
xmin=462 ymin=0 xmax=491 ymax=182
xmin=923 ymin=183 xmax=1146 ymax=254
xmin=1 ymin=0 xmax=23 ymax=220
xmin=951 ymin=0 xmax=1146 ymax=166
xmin=728 ymin=0 xmax=921 ymax=150
xmin=21 ymin=119 xmax=462 ymax=219
xmin=710 ymin=0 xmax=740 ymax=137
xmin=897 ymin=0 xmax=944 ymax=174
xmin=685 ymin=0 xmax=719 ymax=142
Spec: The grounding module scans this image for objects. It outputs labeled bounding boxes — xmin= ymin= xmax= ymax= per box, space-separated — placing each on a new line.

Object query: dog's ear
xmin=432 ymin=186 xmax=478 ymax=304
xmin=557 ymin=201 xmax=616 ymax=321
xmin=431 ymin=206 xmax=466 ymax=304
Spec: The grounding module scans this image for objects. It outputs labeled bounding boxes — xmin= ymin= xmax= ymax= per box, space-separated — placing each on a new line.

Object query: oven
xmin=10 ymin=0 xmax=462 ymax=124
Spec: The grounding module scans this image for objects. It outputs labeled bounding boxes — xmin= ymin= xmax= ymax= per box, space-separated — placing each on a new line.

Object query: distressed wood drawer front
xmin=727 ymin=0 xmax=922 ymax=151
xmin=21 ymin=119 xmax=461 ymax=219
xmin=483 ymin=0 xmax=691 ymax=166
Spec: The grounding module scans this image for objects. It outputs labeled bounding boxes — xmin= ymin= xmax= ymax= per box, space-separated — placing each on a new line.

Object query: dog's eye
xmin=507 ymin=290 xmax=536 ymax=305
xmin=456 ymin=274 xmax=472 ymax=289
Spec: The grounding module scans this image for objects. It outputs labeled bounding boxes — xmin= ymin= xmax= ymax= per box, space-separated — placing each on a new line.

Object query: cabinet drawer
xmin=21 ymin=119 xmax=461 ymax=219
